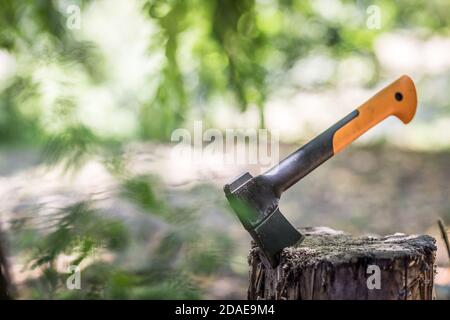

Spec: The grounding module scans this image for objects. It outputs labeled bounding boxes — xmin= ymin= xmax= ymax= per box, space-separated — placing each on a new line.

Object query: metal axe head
xmin=224 ymin=172 xmax=304 ymax=267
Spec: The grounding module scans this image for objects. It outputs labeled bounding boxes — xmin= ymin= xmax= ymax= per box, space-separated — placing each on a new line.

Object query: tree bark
xmin=0 ymin=224 xmax=13 ymax=300
xmin=248 ymin=227 xmax=436 ymax=300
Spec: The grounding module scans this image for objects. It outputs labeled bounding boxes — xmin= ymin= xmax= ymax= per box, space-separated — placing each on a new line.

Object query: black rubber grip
xmin=263 ymin=110 xmax=359 ymax=196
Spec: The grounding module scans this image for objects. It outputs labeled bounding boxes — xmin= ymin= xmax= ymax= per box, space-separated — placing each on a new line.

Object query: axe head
xmin=224 ymin=172 xmax=304 ymax=267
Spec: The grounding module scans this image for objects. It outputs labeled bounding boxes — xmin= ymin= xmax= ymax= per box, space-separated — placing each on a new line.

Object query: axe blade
xmin=251 ymin=208 xmax=304 ymax=267
xmin=224 ymin=172 xmax=304 ymax=267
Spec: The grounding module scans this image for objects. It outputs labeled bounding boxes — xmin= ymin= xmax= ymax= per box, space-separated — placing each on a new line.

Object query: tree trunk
xmin=248 ymin=227 xmax=436 ymax=300
xmin=0 ymin=224 xmax=13 ymax=300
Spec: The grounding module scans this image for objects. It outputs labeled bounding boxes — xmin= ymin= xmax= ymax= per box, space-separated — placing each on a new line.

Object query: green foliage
xmin=42 ymin=125 xmax=98 ymax=171
xmin=0 ymin=77 xmax=42 ymax=144
xmin=12 ymin=173 xmax=234 ymax=299
xmin=58 ymin=261 xmax=201 ymax=299
xmin=12 ymin=201 xmax=129 ymax=299
xmin=210 ymin=0 xmax=266 ymax=108
xmin=2 ymin=0 xmax=450 ymax=142
xmin=3 ymin=0 xmax=450 ymax=300
xmin=29 ymin=202 xmax=128 ymax=269
xmin=185 ymin=233 xmax=233 ymax=275
xmin=141 ymin=0 xmax=188 ymax=140
xmin=121 ymin=175 xmax=167 ymax=215
xmin=0 ymin=0 xmax=102 ymax=144
xmin=121 ymin=176 xmax=234 ymax=275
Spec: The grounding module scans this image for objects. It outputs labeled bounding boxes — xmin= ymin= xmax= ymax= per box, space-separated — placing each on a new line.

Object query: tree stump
xmin=248 ymin=227 xmax=436 ymax=300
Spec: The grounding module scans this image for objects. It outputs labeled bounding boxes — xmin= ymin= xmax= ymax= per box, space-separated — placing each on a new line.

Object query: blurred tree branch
xmin=0 ymin=222 xmax=14 ymax=299
xmin=438 ymin=219 xmax=450 ymax=262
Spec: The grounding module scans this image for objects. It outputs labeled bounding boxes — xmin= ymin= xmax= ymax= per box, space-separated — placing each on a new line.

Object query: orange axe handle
xmin=333 ymin=75 xmax=417 ymax=153
xmin=263 ymin=75 xmax=418 ymax=195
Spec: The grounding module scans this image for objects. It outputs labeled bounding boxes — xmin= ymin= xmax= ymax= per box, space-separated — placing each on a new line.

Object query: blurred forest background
xmin=0 ymin=0 xmax=450 ymax=299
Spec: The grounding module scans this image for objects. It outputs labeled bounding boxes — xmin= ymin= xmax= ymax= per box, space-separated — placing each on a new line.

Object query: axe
xmin=224 ymin=75 xmax=417 ymax=267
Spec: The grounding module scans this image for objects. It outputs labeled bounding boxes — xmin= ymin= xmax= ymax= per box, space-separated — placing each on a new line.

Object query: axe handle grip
xmin=333 ymin=75 xmax=417 ymax=153
xmin=263 ymin=75 xmax=417 ymax=195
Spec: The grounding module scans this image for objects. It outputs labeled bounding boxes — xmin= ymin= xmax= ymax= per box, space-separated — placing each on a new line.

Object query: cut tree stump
xmin=248 ymin=227 xmax=436 ymax=300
